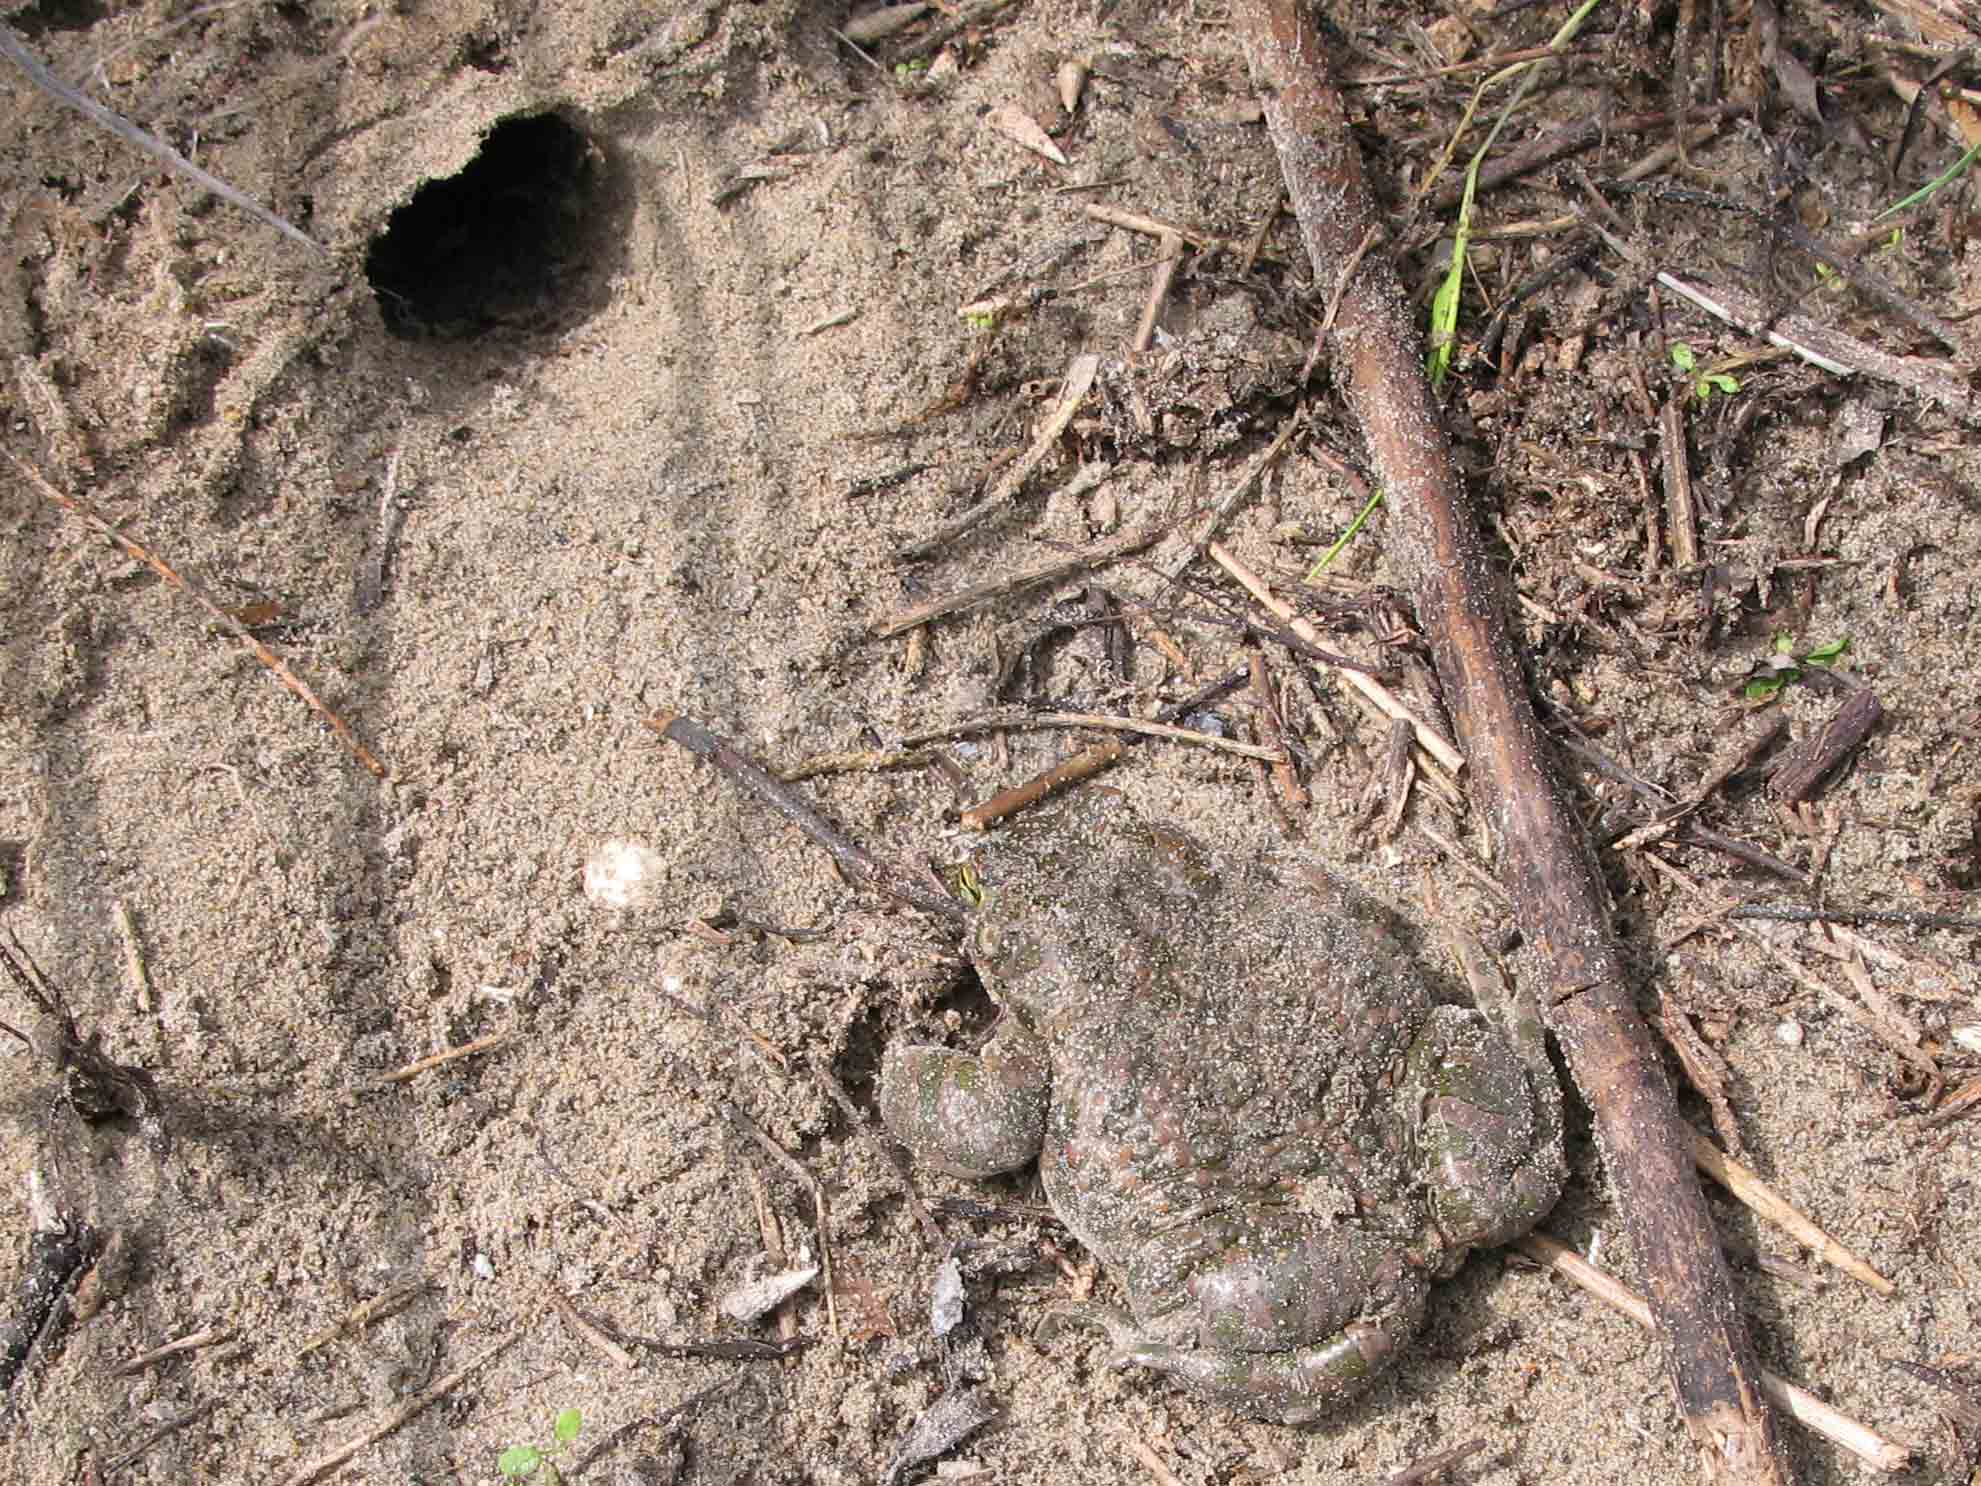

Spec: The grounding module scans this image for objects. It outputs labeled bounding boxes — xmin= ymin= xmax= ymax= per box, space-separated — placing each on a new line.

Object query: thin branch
xmin=0 ymin=25 xmax=325 ymax=255
xmin=5 ymin=446 xmax=387 ymax=778
xmin=1234 ymin=4 xmax=1791 ymax=1480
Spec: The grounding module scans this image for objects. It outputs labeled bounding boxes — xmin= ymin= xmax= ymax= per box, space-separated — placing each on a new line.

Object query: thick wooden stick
xmin=1234 ymin=5 xmax=1790 ymax=1483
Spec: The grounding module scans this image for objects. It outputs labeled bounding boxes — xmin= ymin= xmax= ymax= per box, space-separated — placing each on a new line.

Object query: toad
xmin=880 ymin=795 xmax=1564 ymax=1422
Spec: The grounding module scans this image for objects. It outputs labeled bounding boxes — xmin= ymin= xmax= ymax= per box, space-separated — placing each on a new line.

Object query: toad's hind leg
xmin=1056 ymin=1281 xmax=1430 ymax=1424
xmin=879 ymin=1020 xmax=1049 ymax=1180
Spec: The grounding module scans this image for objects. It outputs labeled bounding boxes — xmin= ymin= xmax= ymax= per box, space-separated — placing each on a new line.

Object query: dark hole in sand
xmin=364 ymin=112 xmax=601 ymax=339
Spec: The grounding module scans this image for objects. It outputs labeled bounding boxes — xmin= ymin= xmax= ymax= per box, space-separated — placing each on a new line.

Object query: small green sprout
xmin=499 ymin=1408 xmax=583 ymax=1484
xmin=1669 ymin=342 xmax=1740 ymax=402
xmin=953 ymin=862 xmax=987 ymax=910
xmin=1744 ymin=633 xmax=1849 ymax=703
xmin=961 ymin=309 xmax=995 ymax=332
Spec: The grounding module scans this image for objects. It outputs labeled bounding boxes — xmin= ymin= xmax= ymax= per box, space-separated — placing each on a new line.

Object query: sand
xmin=1 ymin=1 xmax=1976 ymax=1482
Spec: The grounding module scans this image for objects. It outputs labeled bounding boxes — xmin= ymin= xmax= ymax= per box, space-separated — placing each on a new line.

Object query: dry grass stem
xmin=280 ymin=1332 xmax=514 ymax=1486
xmin=1162 ymin=410 xmax=1305 ymax=581
xmin=891 ymin=353 xmax=1100 ymax=562
xmin=372 ymin=1033 xmax=512 ymax=1086
xmin=112 ymin=1327 xmax=233 ymax=1376
xmin=876 ymin=525 xmax=1162 ymax=637
xmin=6 ymin=447 xmax=388 ymax=779
xmin=903 ymin=708 xmax=1281 ymax=761
xmin=296 ymin=1279 xmax=428 ymax=1358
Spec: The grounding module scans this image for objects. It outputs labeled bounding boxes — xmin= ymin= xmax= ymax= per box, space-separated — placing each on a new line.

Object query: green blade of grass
xmin=1306 ymin=486 xmax=1387 ymax=579
xmin=1875 ymin=137 xmax=1981 ymax=222
xmin=1424 ymin=0 xmax=1604 ymax=383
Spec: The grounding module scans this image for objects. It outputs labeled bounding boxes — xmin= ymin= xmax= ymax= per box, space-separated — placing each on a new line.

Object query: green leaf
xmin=1669 ymin=342 xmax=1697 ymax=373
xmin=1426 ymin=247 xmax=1464 ymax=385
xmin=1744 ymin=677 xmax=1785 ymax=702
xmin=1805 ymin=635 xmax=1850 ymax=666
xmin=500 ymin=1445 xmax=543 ymax=1479
xmin=1772 ymin=632 xmax=1795 ymax=654
xmin=554 ymin=1410 xmax=584 ymax=1446
xmin=1702 ymin=372 xmax=1739 ymax=396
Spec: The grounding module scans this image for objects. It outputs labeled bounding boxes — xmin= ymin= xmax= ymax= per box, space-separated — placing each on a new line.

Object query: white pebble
xmin=583 ymin=838 xmax=664 ymax=910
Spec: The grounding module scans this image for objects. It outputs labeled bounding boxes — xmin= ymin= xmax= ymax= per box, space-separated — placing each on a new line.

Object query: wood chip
xmin=986 ymin=103 xmax=1068 ymax=165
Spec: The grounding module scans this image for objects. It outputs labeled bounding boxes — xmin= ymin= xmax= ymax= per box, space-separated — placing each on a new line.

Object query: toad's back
xmin=967 ymin=798 xmax=1442 ymax=1317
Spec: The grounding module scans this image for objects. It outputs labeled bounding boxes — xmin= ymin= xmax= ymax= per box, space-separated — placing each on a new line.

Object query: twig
xmin=1685 ymin=1128 xmax=1895 ymax=1295
xmin=567 ymin=1373 xmax=745 ymax=1478
xmin=1660 ymin=394 xmax=1700 ymax=568
xmin=900 ymin=708 xmax=1280 ymax=761
xmin=1161 ymin=410 xmax=1305 ymax=581
xmin=370 ymin=1033 xmax=511 ymax=1086
xmin=1235 ymin=4 xmax=1791 ymax=1480
xmin=1206 ymin=542 xmax=1464 ymax=774
xmin=1605 ymin=178 xmax=1970 ymax=355
xmin=779 ymin=747 xmax=956 ymax=784
xmin=1517 ymin=1234 xmax=1910 ymax=1473
xmin=719 ymin=1102 xmax=837 ymax=1338
xmin=295 ymin=1279 xmax=428 ymax=1358
xmin=1133 ymin=231 xmax=1184 ymax=352
xmin=1306 ymin=224 xmax=1380 ymax=384
xmin=1387 ymin=1439 xmax=1487 ymax=1486
xmin=103 ymin=1401 xmax=220 ymax=1473
xmin=1657 ymin=271 xmax=1980 ymax=420
xmin=892 ymin=353 xmax=1100 ymax=561
xmin=874 ymin=524 xmax=1162 ymax=636
xmin=1428 ymin=104 xmax=1744 ymax=210
xmin=110 ymin=900 xmax=151 ymax=1014
xmin=544 ymin=1284 xmax=639 ymax=1370
xmin=645 ymin=712 xmax=965 ymax=921
xmin=1084 ymin=201 xmax=1228 ymax=250
xmin=960 ymin=737 xmax=1124 ymax=829
xmin=1727 ymin=902 xmax=1981 ymax=932
xmin=0 ymin=25 xmax=326 ymax=255
xmin=112 ymin=1327 xmax=233 ymax=1376
xmin=1644 ymin=852 xmax=1941 ymax=1082
xmin=810 ymin=1053 xmax=945 ymax=1250
xmin=353 ymin=445 xmax=404 ymax=615
xmin=1767 ymin=689 xmax=1884 ymax=803
xmin=279 ymin=1331 xmax=513 ymax=1486
xmin=1246 ymin=644 xmax=1307 ymax=816
xmin=5 ymin=446 xmax=387 ymax=778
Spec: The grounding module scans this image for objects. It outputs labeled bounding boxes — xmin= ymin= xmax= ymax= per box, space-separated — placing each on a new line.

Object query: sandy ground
xmin=1 ymin=1 xmax=1977 ymax=1483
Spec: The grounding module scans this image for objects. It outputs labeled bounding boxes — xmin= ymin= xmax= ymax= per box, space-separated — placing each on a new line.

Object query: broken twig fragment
xmin=5 ymin=447 xmax=387 ymax=779
xmin=1767 ymin=689 xmax=1884 ymax=803
xmin=645 ymin=712 xmax=965 ymax=920
xmin=959 ymin=737 xmax=1124 ymax=829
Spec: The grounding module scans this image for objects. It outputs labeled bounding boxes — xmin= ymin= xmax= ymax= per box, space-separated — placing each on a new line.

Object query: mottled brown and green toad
xmin=881 ymin=794 xmax=1564 ymax=1422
